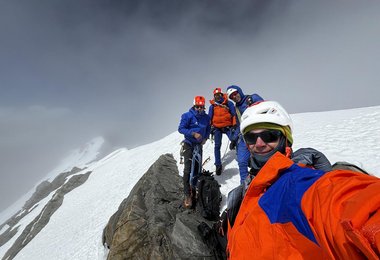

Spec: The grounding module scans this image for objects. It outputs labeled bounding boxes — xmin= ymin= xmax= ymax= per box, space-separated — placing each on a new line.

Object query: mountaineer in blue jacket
xmin=226 ymin=85 xmax=264 ymax=184
xmin=178 ymin=96 xmax=211 ymax=208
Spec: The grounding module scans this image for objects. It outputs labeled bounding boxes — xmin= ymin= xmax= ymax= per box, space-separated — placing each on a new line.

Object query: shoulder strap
xmin=213 ymin=102 xmax=229 ymax=110
xmin=197 ymin=177 xmax=206 ymax=210
xmin=235 ymin=105 xmax=241 ymax=122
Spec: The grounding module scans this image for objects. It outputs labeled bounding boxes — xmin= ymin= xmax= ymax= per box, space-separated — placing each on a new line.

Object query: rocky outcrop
xmin=0 ymin=168 xmax=91 ymax=260
xmin=23 ymin=167 xmax=83 ymax=210
xmin=103 ymin=154 xmax=215 ymax=260
xmin=0 ymin=226 xmax=18 ymax=248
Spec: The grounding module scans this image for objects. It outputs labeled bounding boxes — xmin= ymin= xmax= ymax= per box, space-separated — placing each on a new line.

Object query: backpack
xmin=196 ymin=171 xmax=222 ymax=220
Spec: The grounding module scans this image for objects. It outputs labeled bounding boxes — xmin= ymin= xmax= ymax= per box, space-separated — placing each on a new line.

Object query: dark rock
xmin=23 ymin=167 xmax=83 ymax=210
xmin=103 ymin=154 xmax=215 ymax=260
xmin=171 ymin=212 xmax=214 ymax=259
xmin=0 ymin=225 xmax=19 ymax=248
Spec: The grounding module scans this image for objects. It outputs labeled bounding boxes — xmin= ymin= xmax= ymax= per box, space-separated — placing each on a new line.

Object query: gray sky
xmin=1 ymin=0 xmax=380 ymax=211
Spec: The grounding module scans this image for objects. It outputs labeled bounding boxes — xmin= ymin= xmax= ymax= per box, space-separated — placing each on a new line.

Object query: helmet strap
xmin=281 ymin=125 xmax=293 ymax=158
xmin=285 ymin=147 xmax=292 ymax=158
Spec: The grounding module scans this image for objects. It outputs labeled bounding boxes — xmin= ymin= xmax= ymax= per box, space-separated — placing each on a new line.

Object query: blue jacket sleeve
xmin=178 ymin=113 xmax=193 ymax=138
xmin=205 ymin=124 xmax=211 ymax=140
xmin=231 ymin=124 xmax=240 ymax=142
xmin=204 ymin=114 xmax=211 ymax=140
xmin=227 ymin=101 xmax=237 ymax=117
xmin=250 ymin=94 xmax=264 ymax=103
xmin=208 ymin=105 xmax=214 ymax=125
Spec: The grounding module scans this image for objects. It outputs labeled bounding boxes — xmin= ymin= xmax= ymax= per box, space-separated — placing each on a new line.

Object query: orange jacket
xmin=227 ymin=152 xmax=380 ymax=259
xmin=209 ymin=94 xmax=236 ymax=128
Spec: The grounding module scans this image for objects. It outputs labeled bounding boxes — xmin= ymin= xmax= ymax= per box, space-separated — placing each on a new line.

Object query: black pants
xmin=183 ymin=143 xmax=202 ymax=196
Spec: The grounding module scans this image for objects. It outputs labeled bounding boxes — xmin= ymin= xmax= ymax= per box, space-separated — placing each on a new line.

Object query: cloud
xmin=0 ymin=105 xmax=98 ymax=210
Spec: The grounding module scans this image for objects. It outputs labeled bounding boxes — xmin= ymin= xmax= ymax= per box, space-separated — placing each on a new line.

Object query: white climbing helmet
xmin=226 ymin=87 xmax=238 ymax=99
xmin=240 ymin=101 xmax=293 ymax=134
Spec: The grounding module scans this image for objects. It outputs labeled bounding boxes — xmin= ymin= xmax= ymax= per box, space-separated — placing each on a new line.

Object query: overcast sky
xmin=1 ymin=0 xmax=380 ymax=211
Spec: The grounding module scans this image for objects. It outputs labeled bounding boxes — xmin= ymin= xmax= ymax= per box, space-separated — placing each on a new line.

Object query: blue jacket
xmin=226 ymin=85 xmax=264 ymax=141
xmin=178 ymin=108 xmax=211 ymax=146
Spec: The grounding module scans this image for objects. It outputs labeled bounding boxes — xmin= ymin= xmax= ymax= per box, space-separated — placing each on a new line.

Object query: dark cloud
xmin=1 ymin=0 xmax=380 ymax=211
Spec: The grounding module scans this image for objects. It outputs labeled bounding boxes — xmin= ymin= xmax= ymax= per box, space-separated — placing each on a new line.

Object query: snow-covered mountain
xmin=1 ymin=106 xmax=380 ymax=260
xmin=0 ymin=137 xmax=106 ymax=225
xmin=44 ymin=136 xmax=106 ymax=181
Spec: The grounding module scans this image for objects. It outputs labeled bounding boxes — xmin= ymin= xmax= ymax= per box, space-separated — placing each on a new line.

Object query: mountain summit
xmin=1 ymin=106 xmax=380 ymax=259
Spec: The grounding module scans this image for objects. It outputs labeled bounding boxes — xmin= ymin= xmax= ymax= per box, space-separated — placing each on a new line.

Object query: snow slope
xmin=1 ymin=106 xmax=380 ymax=259
xmin=0 ymin=137 xmax=105 ymax=226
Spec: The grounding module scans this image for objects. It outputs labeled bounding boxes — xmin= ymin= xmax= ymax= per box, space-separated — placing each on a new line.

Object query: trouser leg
xmin=237 ymin=139 xmax=250 ymax=184
xmin=214 ymin=128 xmax=223 ymax=166
xmin=182 ymin=143 xmax=193 ymax=196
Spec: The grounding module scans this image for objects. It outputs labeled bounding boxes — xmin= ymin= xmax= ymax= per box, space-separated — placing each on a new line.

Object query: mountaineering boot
xmin=216 ymin=165 xmax=222 ymax=176
xmin=184 ymin=195 xmax=192 ymax=209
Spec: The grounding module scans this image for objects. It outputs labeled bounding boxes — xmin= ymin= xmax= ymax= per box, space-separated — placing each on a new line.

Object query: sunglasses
xmin=194 ymin=105 xmax=205 ymax=109
xmin=243 ymin=130 xmax=282 ymax=144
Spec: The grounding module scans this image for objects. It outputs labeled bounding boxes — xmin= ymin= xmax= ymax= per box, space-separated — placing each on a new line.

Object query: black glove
xmin=229 ymin=140 xmax=237 ymax=150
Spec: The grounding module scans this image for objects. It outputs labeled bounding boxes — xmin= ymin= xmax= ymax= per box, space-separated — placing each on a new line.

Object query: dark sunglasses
xmin=194 ymin=105 xmax=205 ymax=109
xmin=243 ymin=130 xmax=282 ymax=144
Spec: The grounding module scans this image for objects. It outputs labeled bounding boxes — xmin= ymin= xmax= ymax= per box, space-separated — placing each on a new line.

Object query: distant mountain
xmin=1 ymin=106 xmax=380 ymax=259
xmin=44 ymin=136 xmax=106 ymax=181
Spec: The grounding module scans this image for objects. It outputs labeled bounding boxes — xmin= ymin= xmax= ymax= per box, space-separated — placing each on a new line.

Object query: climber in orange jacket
xmin=226 ymin=100 xmax=380 ymax=259
xmin=208 ymin=87 xmax=237 ymax=175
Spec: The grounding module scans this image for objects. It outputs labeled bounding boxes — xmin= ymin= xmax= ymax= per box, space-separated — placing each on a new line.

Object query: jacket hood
xmin=227 ymin=85 xmax=245 ymax=105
